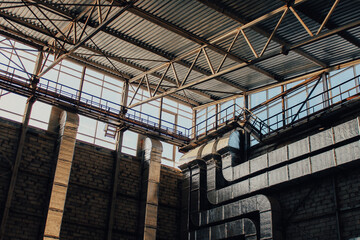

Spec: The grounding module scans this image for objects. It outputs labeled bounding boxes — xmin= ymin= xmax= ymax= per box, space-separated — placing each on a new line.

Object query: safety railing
xmin=1 ymin=62 xmax=359 ymax=143
xmin=0 ymin=63 xmax=191 ymax=140
xmin=260 ymin=74 xmax=360 ymax=133
xmin=190 ymin=103 xmax=271 ymax=139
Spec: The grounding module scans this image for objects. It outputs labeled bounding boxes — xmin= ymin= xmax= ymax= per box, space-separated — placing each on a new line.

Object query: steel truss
xmin=0 ymin=0 xmax=359 ymax=110
xmin=0 ymin=0 xmax=218 ymax=106
xmin=127 ymin=10 xmax=360 ymax=108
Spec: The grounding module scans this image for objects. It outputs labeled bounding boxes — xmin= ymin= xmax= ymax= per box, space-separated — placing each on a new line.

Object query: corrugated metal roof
xmin=0 ymin=0 xmax=359 ymax=108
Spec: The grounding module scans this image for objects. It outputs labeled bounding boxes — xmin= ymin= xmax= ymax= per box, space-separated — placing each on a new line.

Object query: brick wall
xmin=271 ymin=166 xmax=360 ymax=240
xmin=0 ymin=120 xmax=20 ymax=213
xmin=157 ymin=166 xmax=183 ymax=240
xmin=0 ymin=118 xmax=183 ymax=240
xmin=0 ymin=119 xmax=58 ymax=240
xmin=61 ymin=142 xmax=183 ymax=240
xmin=60 ymin=142 xmax=115 ymax=239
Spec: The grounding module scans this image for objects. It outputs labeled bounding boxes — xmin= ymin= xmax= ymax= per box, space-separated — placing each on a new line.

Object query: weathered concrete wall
xmin=0 ymin=117 xmax=183 ymax=240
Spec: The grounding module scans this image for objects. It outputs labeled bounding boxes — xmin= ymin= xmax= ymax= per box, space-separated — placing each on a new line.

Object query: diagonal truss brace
xmin=129 ymin=1 xmax=309 ymax=86
xmin=37 ymin=1 xmax=136 ymax=78
xmin=2 ymin=0 xmax=238 ymax=101
xmin=128 ymin=19 xmax=360 ymax=109
xmin=127 ymin=0 xmax=348 ymax=108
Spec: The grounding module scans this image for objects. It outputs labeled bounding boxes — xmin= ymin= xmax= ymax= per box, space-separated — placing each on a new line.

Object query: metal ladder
xmin=104 ymin=124 xmax=118 ymax=139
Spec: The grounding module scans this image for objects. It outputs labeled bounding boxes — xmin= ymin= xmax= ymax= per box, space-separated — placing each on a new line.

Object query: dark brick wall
xmin=0 ymin=120 xmax=20 ymax=215
xmin=114 ymin=155 xmax=141 ymax=239
xmin=60 ymin=143 xmax=114 ymax=239
xmin=157 ymin=166 xmax=183 ymax=240
xmin=0 ymin=118 xmax=183 ymax=239
xmin=61 ymin=141 xmax=183 ymax=240
xmin=272 ymin=166 xmax=360 ymax=240
xmin=0 ymin=119 xmax=57 ymax=240
xmin=60 ymin=142 xmax=142 ymax=240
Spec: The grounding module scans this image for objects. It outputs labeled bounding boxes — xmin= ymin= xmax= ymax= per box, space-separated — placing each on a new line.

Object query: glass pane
xmin=250 ymin=91 xmax=266 ymax=108
xmin=161 ymin=111 xmax=176 ymax=132
xmin=123 ymin=131 xmax=138 ymax=153
xmin=162 ymin=142 xmax=174 ymax=160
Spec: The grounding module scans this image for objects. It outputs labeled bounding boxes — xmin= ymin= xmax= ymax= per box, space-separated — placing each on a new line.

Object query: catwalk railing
xmin=0 ymin=63 xmax=190 ymax=145
xmin=189 ymin=74 xmax=360 ymax=142
xmin=191 ymin=104 xmax=271 ymax=141
xmin=259 ymin=74 xmax=360 ymax=134
xmin=0 ymin=63 xmax=359 ymax=146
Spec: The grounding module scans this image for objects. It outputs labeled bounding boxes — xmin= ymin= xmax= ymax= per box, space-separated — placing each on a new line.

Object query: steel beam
xmin=0 ymin=25 xmax=198 ymax=106
xmin=290 ymin=76 xmax=322 ymax=124
xmin=322 ymin=72 xmax=330 ymax=108
xmin=127 ymin=0 xmax=310 ymax=85
xmin=23 ymin=0 xmax=247 ymax=92
xmin=194 ymin=57 xmax=360 ymax=111
xmin=250 ymin=75 xmax=321 ymax=112
xmin=38 ymin=1 xmax=135 ymax=78
xmin=0 ymin=2 xmax=218 ymax=102
xmin=121 ymin=6 xmax=283 ymax=82
xmin=106 ymin=80 xmax=129 ymax=240
xmin=0 ymin=10 xmax=69 ymax=45
xmin=0 ymin=96 xmax=35 ymax=240
xmin=196 ymin=0 xmax=327 ymax=68
xmin=290 ymin=1 xmax=360 ymax=48
xmin=123 ymin=4 xmax=284 ymax=81
xmin=0 ymin=50 xmax=43 ymax=239
xmin=128 ymin=19 xmax=360 ymax=108
xmin=80 ymin=44 xmax=214 ymax=101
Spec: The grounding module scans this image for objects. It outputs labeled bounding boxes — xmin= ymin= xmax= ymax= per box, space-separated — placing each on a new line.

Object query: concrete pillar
xmin=43 ymin=108 xmax=79 ymax=239
xmin=139 ymin=138 xmax=163 ymax=240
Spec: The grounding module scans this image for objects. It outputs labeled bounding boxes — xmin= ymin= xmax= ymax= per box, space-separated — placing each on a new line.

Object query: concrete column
xmin=43 ymin=108 xmax=79 ymax=240
xmin=139 ymin=138 xmax=163 ymax=240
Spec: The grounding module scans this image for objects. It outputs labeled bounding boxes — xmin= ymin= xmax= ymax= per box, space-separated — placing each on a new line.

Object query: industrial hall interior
xmin=0 ymin=0 xmax=360 ymax=239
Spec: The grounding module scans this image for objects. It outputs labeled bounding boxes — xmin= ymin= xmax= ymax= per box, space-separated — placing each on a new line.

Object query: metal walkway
xmin=1 ymin=64 xmax=359 ymax=149
xmin=0 ymin=64 xmax=190 ymax=146
xmin=181 ymin=74 xmax=360 ymax=151
xmin=180 ymin=105 xmax=270 ymax=151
